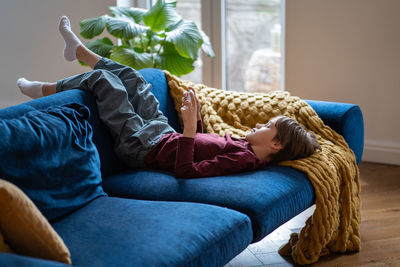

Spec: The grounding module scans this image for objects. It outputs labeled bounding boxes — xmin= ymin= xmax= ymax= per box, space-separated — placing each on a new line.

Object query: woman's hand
xmin=181 ymin=89 xmax=198 ymax=138
xmin=189 ymin=87 xmax=201 ymax=121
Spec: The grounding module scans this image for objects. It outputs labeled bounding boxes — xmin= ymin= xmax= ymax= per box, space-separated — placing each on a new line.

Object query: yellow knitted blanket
xmin=164 ymin=71 xmax=361 ymax=265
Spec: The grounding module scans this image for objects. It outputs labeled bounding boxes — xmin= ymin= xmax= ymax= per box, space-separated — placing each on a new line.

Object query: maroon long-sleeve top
xmin=144 ymin=120 xmax=266 ymax=178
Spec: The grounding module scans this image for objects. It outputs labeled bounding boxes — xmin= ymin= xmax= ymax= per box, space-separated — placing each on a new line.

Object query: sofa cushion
xmin=52 ymin=196 xmax=252 ymax=267
xmin=0 ymin=103 xmax=106 ymax=220
xmin=140 ymin=68 xmax=182 ymax=132
xmin=103 ymin=165 xmax=315 ymax=242
xmin=0 ymin=90 xmax=127 ymax=178
xmin=0 ymin=232 xmax=13 ymax=253
xmin=0 ymin=179 xmax=71 ymax=264
xmin=0 ymin=252 xmax=69 ymax=267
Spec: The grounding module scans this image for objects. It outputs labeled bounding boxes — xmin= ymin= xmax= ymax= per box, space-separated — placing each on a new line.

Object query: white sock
xmin=17 ymin=78 xmax=44 ymax=99
xmin=59 ymin=16 xmax=82 ymax=61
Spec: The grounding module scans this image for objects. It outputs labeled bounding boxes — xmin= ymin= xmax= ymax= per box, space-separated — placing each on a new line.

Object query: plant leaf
xmin=109 ymin=6 xmax=146 ymax=23
xmin=140 ymin=34 xmax=165 ymax=52
xmin=110 ymin=47 xmax=154 ymax=69
xmin=155 ymin=42 xmax=194 ymax=76
xmin=80 ymin=16 xmax=108 ymax=39
xmin=86 ymin=37 xmax=115 ymax=58
xmin=166 ymin=20 xmax=203 ymax=59
xmin=199 ymin=30 xmax=215 ymax=58
xmin=142 ymin=0 xmax=180 ymax=32
xmin=151 ymin=34 xmax=165 ymax=45
xmin=106 ymin=16 xmax=148 ymax=39
xmin=78 ymin=60 xmax=88 ymax=67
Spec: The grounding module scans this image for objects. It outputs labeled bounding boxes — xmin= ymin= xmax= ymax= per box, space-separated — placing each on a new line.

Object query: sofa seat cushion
xmin=52 ymin=196 xmax=252 ymax=267
xmin=103 ymin=166 xmax=315 ymax=242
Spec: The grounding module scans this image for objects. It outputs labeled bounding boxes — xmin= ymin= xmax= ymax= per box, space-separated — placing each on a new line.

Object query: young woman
xmin=17 ymin=17 xmax=320 ymax=178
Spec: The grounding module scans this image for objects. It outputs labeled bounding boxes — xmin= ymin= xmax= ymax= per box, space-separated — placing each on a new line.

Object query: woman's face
xmin=245 ymin=117 xmax=279 ymax=147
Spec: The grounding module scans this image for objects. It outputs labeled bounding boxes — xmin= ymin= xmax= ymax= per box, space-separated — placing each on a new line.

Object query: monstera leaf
xmin=155 ymin=42 xmax=195 ymax=76
xmin=142 ymin=0 xmax=180 ymax=32
xmin=106 ymin=16 xmax=148 ymax=39
xmin=109 ymin=6 xmax=146 ymax=23
xmin=200 ymin=30 xmax=215 ymax=58
xmin=86 ymin=37 xmax=114 ymax=57
xmin=166 ymin=20 xmax=203 ymax=59
xmin=80 ymin=16 xmax=108 ymax=39
xmin=80 ymin=1 xmax=214 ymax=76
xmin=110 ymin=47 xmax=154 ymax=69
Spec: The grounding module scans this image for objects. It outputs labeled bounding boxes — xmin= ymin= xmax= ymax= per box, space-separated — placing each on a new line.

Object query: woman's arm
xmin=191 ymin=88 xmax=203 ymax=133
xmin=181 ymin=89 xmax=199 ymax=138
xmin=174 ymin=138 xmax=256 ymax=178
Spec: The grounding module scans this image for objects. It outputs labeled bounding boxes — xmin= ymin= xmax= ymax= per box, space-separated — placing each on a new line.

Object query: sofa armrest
xmin=305 ymin=100 xmax=364 ymax=164
xmin=0 ymin=252 xmax=68 ymax=267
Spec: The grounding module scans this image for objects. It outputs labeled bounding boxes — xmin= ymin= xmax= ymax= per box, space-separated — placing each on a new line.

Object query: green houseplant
xmin=79 ymin=0 xmax=214 ymax=76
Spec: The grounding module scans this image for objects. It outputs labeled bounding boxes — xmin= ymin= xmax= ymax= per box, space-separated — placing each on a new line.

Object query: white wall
xmin=0 ymin=0 xmax=115 ymax=108
xmin=286 ymin=0 xmax=400 ymax=165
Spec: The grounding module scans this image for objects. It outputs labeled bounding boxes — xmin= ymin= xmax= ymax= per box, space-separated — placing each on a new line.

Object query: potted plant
xmin=79 ymin=0 xmax=214 ymax=76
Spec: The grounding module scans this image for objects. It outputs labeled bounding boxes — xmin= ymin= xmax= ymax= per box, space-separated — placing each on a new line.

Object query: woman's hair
xmin=269 ymin=115 xmax=321 ymax=163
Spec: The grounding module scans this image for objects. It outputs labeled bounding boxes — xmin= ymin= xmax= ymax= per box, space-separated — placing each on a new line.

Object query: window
xmin=127 ymin=0 xmax=285 ymax=92
xmin=226 ymin=0 xmax=283 ymax=93
xmin=176 ymin=0 xmax=202 ymax=84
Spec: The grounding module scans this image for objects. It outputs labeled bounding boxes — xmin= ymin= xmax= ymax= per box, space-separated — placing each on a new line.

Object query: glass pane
xmin=226 ymin=0 xmax=282 ymax=93
xmin=176 ymin=0 xmax=202 ymax=83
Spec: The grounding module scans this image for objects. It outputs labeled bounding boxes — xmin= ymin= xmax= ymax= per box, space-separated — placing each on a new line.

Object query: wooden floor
xmin=226 ymin=162 xmax=400 ymax=267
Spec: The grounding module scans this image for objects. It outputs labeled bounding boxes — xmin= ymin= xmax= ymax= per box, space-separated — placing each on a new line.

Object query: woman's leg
xmin=17 ymin=16 xmax=94 ymax=99
xmin=59 ymin=15 xmax=101 ymax=69
xmin=56 ymin=69 xmax=174 ymax=168
xmin=60 ymin=16 xmax=163 ymax=122
xmin=42 ymin=83 xmax=57 ymax=96
xmin=93 ymin=58 xmax=165 ymax=121
xmin=18 ymin=16 xmax=175 ymax=168
xmin=56 ymin=69 xmax=143 ymax=140
xmin=17 ymin=78 xmax=57 ymax=99
xmin=76 ymin=45 xmax=101 ymax=70
xmin=20 ymin=16 xmax=163 ymax=122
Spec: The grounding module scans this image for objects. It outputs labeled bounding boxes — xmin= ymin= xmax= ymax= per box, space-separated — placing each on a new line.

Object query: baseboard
xmin=362 ymin=139 xmax=400 ymax=166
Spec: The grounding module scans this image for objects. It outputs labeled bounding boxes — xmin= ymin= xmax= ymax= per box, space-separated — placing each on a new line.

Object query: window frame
xmin=125 ymin=0 xmax=285 ymax=91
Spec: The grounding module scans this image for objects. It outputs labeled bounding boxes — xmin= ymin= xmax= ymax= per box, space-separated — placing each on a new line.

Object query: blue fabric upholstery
xmin=52 ymin=196 xmax=252 ymax=267
xmin=102 ymin=165 xmax=315 ymax=242
xmin=0 ymin=89 xmax=126 ymax=179
xmin=0 ymin=103 xmax=106 ymax=220
xmin=0 ymin=252 xmax=68 ymax=267
xmin=0 ymin=67 xmax=364 ymax=266
xmin=306 ymin=100 xmax=364 ymax=164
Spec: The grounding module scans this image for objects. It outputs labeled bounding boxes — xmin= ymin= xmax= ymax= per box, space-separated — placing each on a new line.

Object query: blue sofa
xmin=0 ymin=68 xmax=364 ymax=266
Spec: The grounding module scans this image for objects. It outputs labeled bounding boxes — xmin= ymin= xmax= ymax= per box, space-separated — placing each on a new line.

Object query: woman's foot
xmin=59 ymin=16 xmax=82 ymax=61
xmin=17 ymin=78 xmax=44 ymax=99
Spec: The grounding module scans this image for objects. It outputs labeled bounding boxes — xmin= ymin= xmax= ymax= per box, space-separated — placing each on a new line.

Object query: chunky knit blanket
xmin=164 ymin=71 xmax=361 ymax=265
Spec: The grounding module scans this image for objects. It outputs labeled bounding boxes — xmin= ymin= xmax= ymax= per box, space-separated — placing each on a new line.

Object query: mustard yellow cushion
xmin=0 ymin=231 xmax=13 ymax=253
xmin=0 ymin=179 xmax=71 ymax=264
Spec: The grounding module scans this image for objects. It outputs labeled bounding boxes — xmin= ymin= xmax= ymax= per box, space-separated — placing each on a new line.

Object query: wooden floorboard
xmin=226 ymin=162 xmax=400 ymax=267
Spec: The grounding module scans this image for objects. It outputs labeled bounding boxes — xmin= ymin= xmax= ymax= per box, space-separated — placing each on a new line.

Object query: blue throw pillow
xmin=0 ymin=103 xmax=106 ymax=221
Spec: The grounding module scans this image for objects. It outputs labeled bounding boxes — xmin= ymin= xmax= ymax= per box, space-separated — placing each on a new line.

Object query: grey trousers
xmin=56 ymin=58 xmax=176 ymax=168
